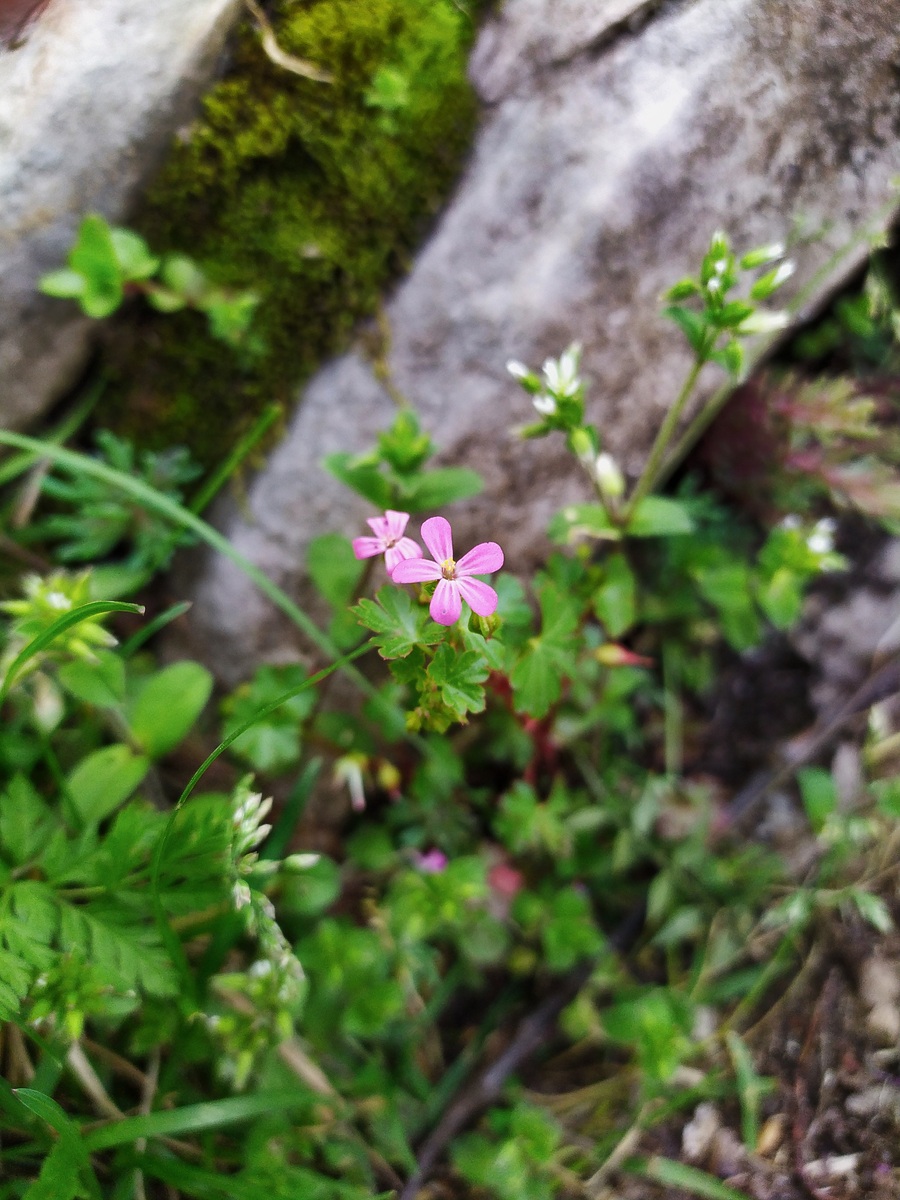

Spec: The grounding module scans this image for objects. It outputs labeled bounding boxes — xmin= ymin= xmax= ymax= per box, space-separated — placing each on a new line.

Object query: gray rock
xmin=0 ymin=0 xmax=242 ymax=430
xmin=792 ymin=539 xmax=900 ymax=717
xmin=183 ymin=0 xmax=900 ymax=681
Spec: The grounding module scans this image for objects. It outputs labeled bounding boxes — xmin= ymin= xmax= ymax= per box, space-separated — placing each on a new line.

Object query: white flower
xmin=532 ymin=393 xmax=558 ymax=417
xmin=506 ymin=359 xmax=530 ymax=381
xmin=806 ymin=517 xmax=836 ymax=556
xmin=542 ymin=343 xmax=582 ymax=398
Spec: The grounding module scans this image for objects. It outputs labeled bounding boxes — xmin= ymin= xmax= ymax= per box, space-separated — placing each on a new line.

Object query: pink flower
xmin=352 ymin=510 xmax=421 ymax=572
xmin=413 ymin=849 xmax=448 ymax=873
xmin=391 ymin=516 xmax=504 ymax=626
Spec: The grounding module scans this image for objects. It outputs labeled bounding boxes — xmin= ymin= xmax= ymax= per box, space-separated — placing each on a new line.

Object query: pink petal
xmin=456 ymin=541 xmax=504 ymax=577
xmin=456 ymin=576 xmax=498 ymax=617
xmin=366 ymin=515 xmax=390 ymax=538
xmin=384 ymin=537 xmax=422 ymax=572
xmin=391 ymin=557 xmax=443 ymax=583
xmin=421 ymin=516 xmax=453 ymax=564
xmin=353 ymin=536 xmax=386 ymax=560
xmin=430 ymin=579 xmax=462 ymax=625
xmin=383 ymin=509 xmax=411 ymax=541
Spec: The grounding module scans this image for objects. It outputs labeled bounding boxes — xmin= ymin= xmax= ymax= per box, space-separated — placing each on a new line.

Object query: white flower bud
xmin=594 ymin=452 xmax=625 ymax=499
xmin=284 ymin=852 xmax=322 ymax=871
xmin=738 ymin=310 xmax=790 ymax=335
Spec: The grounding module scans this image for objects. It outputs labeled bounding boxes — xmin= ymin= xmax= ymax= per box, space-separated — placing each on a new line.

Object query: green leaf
xmin=307 ymin=533 xmax=365 ymax=609
xmin=68 ymin=214 xmax=124 ymax=318
xmin=626 ymin=496 xmax=695 ymax=537
xmin=603 ymin=989 xmax=693 ymax=1082
xmin=715 ymin=300 xmax=755 ymax=328
xmin=144 ymin=284 xmax=186 ymax=313
xmin=323 ymin=453 xmax=393 ymax=508
xmin=160 ymin=253 xmax=208 ymax=299
xmin=709 ymin=340 xmax=744 ymax=376
xmin=58 ymin=650 xmax=126 ymax=707
xmin=510 ymin=639 xmax=563 ymax=719
xmin=352 ymin=586 xmax=445 ymax=659
xmin=65 ymin=744 xmax=149 ymax=826
xmin=593 ymin=553 xmax=637 ymax=637
xmin=109 ymin=227 xmax=159 ymax=280
xmin=403 ymin=467 xmax=483 ymax=510
xmin=38 ymin=268 xmax=86 ymax=300
xmin=376 ymin=409 xmax=432 ymax=472
xmin=663 ymin=305 xmax=709 ymax=355
xmin=797 ymin=766 xmax=837 ymax=832
xmin=665 ymin=277 xmax=701 ymax=301
xmin=510 ymin=578 xmax=580 ymax=718
xmin=542 ymin=889 xmax=603 ymax=970
xmin=22 ymin=1138 xmax=87 ymax=1200
xmin=548 ymin=503 xmax=620 ymax=545
xmin=280 ymin=855 xmax=341 ymax=917
xmin=850 ymin=889 xmax=894 ymax=934
xmin=756 ymin=565 xmax=803 ymax=628
xmin=221 ymin=664 xmax=315 ymax=774
xmin=128 ymin=661 xmax=213 ymax=757
xmin=427 ymin=643 xmax=489 ymax=721
xmin=0 ymin=885 xmax=56 ymax=1019
xmin=0 ymin=776 xmax=54 ymax=867
xmin=58 ymin=902 xmax=177 ymax=996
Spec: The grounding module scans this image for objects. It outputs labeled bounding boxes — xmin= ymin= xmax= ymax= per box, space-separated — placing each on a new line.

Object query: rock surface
xmin=185 ymin=0 xmax=900 ymax=679
xmin=0 ymin=0 xmax=242 ymax=430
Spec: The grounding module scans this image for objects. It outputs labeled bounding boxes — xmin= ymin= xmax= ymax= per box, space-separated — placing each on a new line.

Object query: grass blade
xmin=118 ymin=600 xmax=192 ymax=657
xmin=15 ymin=1089 xmax=101 ymax=1200
xmin=624 ymin=1155 xmax=752 ymax=1200
xmin=82 ymin=1089 xmax=311 ymax=1151
xmin=0 ymin=600 xmax=143 ymax=702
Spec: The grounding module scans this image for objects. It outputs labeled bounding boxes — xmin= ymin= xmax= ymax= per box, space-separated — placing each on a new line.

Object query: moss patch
xmin=102 ymin=0 xmax=481 ymax=463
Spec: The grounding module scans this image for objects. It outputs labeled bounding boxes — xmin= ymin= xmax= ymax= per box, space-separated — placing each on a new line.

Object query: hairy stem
xmin=624 ymin=357 xmax=703 ymax=521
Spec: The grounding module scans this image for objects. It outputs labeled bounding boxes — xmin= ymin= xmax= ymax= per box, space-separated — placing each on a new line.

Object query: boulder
xmin=184 ymin=0 xmax=900 ymax=679
xmin=0 ymin=0 xmax=242 ymax=429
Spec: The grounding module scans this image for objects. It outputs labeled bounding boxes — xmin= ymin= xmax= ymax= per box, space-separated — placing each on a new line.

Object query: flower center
xmin=441 ymin=557 xmax=457 ymax=580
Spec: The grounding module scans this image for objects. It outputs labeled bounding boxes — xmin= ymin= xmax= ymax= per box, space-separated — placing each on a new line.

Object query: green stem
xmin=654 ymin=189 xmax=900 ymax=489
xmin=188 ymin=403 xmax=281 ymax=516
xmin=624 ymin=357 xmax=704 ymax=522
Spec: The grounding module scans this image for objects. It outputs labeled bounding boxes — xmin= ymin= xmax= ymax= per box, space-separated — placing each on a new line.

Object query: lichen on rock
xmin=103 ymin=0 xmax=482 ymax=462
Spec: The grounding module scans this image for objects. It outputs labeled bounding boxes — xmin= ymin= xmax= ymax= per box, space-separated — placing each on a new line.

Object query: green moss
xmin=103 ymin=0 xmax=481 ymax=462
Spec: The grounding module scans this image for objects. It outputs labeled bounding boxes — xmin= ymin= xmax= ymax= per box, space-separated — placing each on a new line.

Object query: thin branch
xmin=67 ymin=1041 xmax=125 ymax=1120
xmin=243 ymin=0 xmax=333 ymax=83
xmin=728 ymin=646 xmax=900 ymax=830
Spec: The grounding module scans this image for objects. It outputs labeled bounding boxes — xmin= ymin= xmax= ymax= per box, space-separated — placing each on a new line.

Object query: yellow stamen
xmin=441 ymin=557 xmax=456 ymax=579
